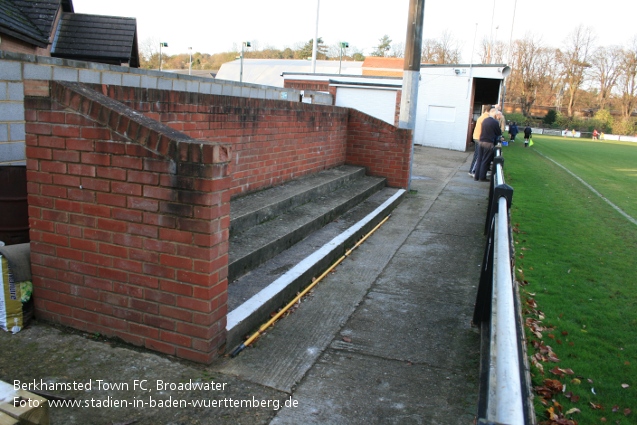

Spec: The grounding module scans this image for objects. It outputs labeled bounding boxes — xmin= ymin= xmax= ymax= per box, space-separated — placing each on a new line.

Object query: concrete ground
xmin=0 ymin=146 xmax=488 ymax=424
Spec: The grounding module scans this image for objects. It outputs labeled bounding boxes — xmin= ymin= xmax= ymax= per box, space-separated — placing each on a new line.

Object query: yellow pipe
xmin=230 ymin=214 xmax=392 ymax=357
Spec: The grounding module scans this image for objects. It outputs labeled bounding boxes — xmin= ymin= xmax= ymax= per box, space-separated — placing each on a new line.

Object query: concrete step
xmin=230 ymin=165 xmax=366 ymax=236
xmin=226 ymin=187 xmax=406 ymax=351
xmin=228 ymin=173 xmax=386 ymax=282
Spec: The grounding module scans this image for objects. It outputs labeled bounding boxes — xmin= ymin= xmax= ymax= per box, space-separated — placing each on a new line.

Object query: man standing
xmin=469 ymin=105 xmax=492 ymax=177
xmin=474 ymin=108 xmax=502 ymax=182
xmin=524 ymin=124 xmax=532 ymax=147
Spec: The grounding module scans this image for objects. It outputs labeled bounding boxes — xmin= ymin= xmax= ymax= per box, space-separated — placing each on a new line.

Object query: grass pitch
xmin=503 ymin=135 xmax=637 ymax=424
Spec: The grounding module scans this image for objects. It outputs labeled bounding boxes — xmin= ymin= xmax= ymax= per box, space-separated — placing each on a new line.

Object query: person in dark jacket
xmin=524 ymin=125 xmax=532 ymax=147
xmin=474 ymin=109 xmax=502 ymax=182
xmin=509 ymin=122 xmax=518 ymax=142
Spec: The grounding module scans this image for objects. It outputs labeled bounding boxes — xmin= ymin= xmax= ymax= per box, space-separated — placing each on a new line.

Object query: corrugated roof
xmin=0 ymin=0 xmax=49 ymax=46
xmin=52 ymin=12 xmax=139 ymax=66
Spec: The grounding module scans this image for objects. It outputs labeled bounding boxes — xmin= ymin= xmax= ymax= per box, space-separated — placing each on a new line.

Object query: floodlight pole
xmin=159 ymin=42 xmax=168 ymax=71
xmin=339 ymin=42 xmax=348 ymax=74
xmin=240 ymin=41 xmax=250 ymax=83
xmin=311 ymin=0 xmax=320 ymax=73
xmin=188 ymin=47 xmax=192 ymax=75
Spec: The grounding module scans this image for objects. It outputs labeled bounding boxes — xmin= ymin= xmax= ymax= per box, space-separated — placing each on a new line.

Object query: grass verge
xmin=503 ymin=135 xmax=636 ymax=424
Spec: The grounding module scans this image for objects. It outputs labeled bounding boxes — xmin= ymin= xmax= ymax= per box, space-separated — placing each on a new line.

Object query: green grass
xmin=503 ymin=135 xmax=637 ymax=424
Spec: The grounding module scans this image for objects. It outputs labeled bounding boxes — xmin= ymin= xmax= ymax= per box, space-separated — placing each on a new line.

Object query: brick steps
xmin=228 ymin=167 xmax=385 ymax=282
xmin=226 ymin=167 xmax=405 ymax=350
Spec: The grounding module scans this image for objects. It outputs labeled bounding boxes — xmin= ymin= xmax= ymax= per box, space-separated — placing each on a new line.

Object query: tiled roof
xmin=12 ymin=0 xmax=62 ymax=39
xmin=0 ymin=0 xmax=49 ymax=46
xmin=52 ymin=13 xmax=139 ymax=67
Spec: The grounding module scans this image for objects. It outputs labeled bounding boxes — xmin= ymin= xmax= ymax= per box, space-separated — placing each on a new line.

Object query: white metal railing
xmin=493 ymin=195 xmax=524 ymax=424
xmin=473 ymin=151 xmax=531 ymax=424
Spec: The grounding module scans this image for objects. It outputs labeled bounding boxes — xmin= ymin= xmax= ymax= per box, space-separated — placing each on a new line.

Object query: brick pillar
xmin=24 ymin=80 xmax=231 ymax=363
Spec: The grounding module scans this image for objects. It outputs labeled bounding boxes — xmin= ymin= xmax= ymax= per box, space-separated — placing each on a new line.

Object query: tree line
xmin=486 ymin=25 xmax=637 ymax=135
xmin=139 ymin=25 xmax=637 ymax=135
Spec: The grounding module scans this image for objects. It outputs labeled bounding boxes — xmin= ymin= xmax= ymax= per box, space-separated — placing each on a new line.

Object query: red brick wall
xmin=24 ymin=80 xmax=231 ymax=363
xmin=23 ymin=80 xmax=411 ymax=364
xmin=284 ymin=79 xmax=331 ymax=94
xmin=100 ymin=86 xmax=349 ymax=198
xmin=346 ymin=109 xmax=412 ymax=189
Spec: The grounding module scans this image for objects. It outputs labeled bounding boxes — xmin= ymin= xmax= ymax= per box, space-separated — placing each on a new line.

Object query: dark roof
xmin=0 ymin=0 xmax=50 ymax=46
xmin=12 ymin=0 xmax=66 ymax=38
xmin=52 ymin=12 xmax=139 ymax=67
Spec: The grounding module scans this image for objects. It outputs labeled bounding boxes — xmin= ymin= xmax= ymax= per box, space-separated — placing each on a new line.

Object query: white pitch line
xmin=535 ymin=150 xmax=637 ymax=226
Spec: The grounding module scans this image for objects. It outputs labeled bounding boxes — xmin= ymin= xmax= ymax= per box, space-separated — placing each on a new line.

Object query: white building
xmin=226 ymin=60 xmax=510 ymax=152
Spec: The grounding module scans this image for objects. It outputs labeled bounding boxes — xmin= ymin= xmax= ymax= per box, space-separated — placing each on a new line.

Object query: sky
xmin=72 ymin=0 xmax=636 ymax=62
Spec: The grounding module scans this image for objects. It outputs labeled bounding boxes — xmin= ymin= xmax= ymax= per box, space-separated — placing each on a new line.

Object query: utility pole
xmin=398 ymin=0 xmax=425 ymax=190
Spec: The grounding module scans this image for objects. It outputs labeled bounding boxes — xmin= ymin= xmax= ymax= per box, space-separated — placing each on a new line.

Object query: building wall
xmin=415 ymin=67 xmax=505 ymax=151
xmin=284 ymin=79 xmax=330 ymax=93
xmin=0 ymin=51 xmax=332 ymax=166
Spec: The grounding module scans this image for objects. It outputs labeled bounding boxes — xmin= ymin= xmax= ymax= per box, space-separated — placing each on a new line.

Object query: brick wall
xmin=284 ymin=79 xmax=331 ymax=94
xmin=99 ymin=86 xmax=349 ymax=198
xmin=25 ymin=80 xmax=231 ymax=363
xmin=346 ymin=109 xmax=411 ymax=189
xmin=23 ymin=79 xmax=411 ymax=364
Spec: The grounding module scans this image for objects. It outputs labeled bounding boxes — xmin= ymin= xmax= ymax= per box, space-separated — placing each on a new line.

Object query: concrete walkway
xmin=0 ymin=146 xmax=488 ymax=424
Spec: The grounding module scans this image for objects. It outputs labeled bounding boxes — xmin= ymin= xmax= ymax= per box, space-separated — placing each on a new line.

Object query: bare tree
xmin=390 ymin=42 xmax=405 ymax=58
xmin=559 ymin=25 xmax=596 ymax=116
xmin=438 ymin=30 xmax=462 ymax=63
xmin=590 ymin=46 xmax=623 ymax=109
xmin=507 ymin=35 xmax=554 ymax=116
xmin=479 ymin=38 xmax=506 ymax=64
xmin=420 ymin=30 xmax=462 ymax=64
xmin=139 ymin=37 xmax=160 ymax=69
xmin=421 ymin=39 xmax=438 ymax=63
xmin=617 ymin=37 xmax=637 ymax=118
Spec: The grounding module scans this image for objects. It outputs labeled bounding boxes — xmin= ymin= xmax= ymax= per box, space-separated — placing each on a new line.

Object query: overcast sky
xmin=72 ymin=0 xmax=636 ymax=61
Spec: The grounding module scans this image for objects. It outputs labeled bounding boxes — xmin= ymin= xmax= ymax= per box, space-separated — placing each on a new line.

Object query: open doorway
xmin=467 ymin=77 xmax=502 ymax=150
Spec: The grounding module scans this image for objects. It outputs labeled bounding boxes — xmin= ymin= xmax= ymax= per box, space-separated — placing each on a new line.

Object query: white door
xmin=335 ymin=87 xmax=397 ymax=125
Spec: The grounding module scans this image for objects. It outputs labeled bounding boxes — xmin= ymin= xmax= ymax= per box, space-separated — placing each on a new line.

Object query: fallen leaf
xmin=589 ymin=401 xmax=602 ymax=410
xmin=571 ymin=378 xmax=581 ymax=385
xmin=625 ymin=408 xmax=632 ymax=416
xmin=621 ymin=383 xmax=629 ymax=388
xmin=612 ymin=405 xmax=620 ymax=413
xmin=550 ymin=367 xmax=565 ymax=377
xmin=565 ymin=407 xmax=581 ymax=415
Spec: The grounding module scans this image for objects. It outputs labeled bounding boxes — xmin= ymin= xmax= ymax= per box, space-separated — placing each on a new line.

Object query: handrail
xmin=473 ymin=150 xmax=533 ymax=424
xmin=493 ymin=195 xmax=524 ymax=424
